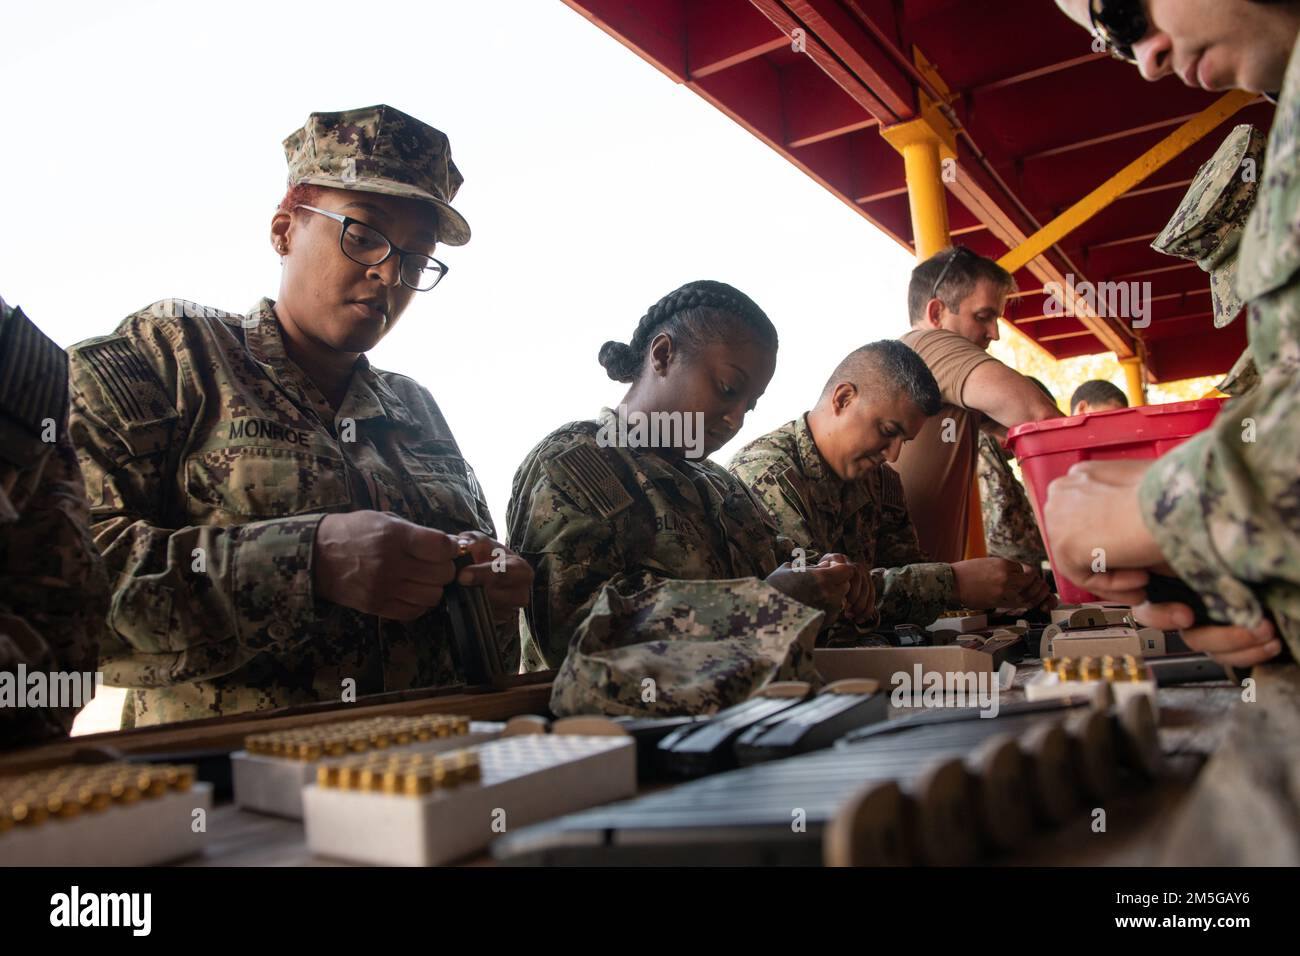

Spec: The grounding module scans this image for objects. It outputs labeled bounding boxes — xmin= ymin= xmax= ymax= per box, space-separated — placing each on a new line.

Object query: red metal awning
xmin=560 ymin=0 xmax=1273 ymax=382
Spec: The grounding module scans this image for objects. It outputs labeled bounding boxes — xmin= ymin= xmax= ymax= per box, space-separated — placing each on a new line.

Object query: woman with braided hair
xmin=507 ymin=280 xmax=874 ymax=672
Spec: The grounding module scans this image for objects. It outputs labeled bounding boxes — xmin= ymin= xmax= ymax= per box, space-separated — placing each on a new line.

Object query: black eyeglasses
xmin=297 ymin=205 xmax=449 ymax=291
xmin=930 ymin=245 xmax=975 ymax=302
xmin=1089 ymin=0 xmax=1150 ymax=64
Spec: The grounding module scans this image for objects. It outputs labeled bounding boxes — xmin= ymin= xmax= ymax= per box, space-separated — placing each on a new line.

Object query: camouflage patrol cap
xmin=1151 ymin=124 xmax=1265 ymax=328
xmin=550 ymin=577 xmax=825 ymax=718
xmin=283 ymin=104 xmax=471 ymax=246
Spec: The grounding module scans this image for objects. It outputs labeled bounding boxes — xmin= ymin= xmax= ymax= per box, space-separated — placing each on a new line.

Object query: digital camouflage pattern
xmin=1151 ymin=123 xmax=1266 ymax=328
xmin=0 ymin=297 xmax=108 ymax=745
xmin=728 ymin=416 xmax=956 ymax=629
xmin=67 ymin=298 xmax=518 ymax=727
xmin=976 ymin=431 xmax=1048 ymax=567
xmin=549 ymin=577 xmax=823 ymax=717
xmin=1139 ymin=40 xmax=1300 ymax=660
xmin=283 ymin=104 xmax=471 ymax=246
xmin=1217 ymin=347 xmax=1260 ymax=398
xmin=506 ymin=409 xmax=797 ymax=670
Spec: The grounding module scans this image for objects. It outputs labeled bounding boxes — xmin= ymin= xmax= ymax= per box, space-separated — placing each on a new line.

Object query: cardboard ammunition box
xmin=1049 ymin=605 xmax=1130 ymax=627
xmin=1046 ymin=626 xmax=1167 ymax=659
xmin=814 ymin=645 xmax=996 ymax=683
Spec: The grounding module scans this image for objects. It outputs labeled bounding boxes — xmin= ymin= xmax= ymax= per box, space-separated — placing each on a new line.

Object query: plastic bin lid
xmin=1006 ymin=398 xmax=1224 ymax=442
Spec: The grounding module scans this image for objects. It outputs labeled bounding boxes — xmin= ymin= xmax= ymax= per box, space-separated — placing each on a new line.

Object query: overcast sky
xmin=0 ymin=0 xmax=917 ymax=531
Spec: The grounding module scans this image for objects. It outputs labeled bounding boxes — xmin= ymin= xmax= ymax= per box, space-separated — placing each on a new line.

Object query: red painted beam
xmin=559 ymin=0 xmax=688 ymax=81
xmin=785 ymin=0 xmax=915 ymax=121
xmin=780 ymin=56 xmax=880 ymax=147
xmin=746 ymin=0 xmax=905 ymax=123
xmin=688 ymin=0 xmax=788 ymax=78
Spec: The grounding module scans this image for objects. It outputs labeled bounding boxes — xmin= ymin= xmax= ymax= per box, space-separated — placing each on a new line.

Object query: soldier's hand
xmin=1043 ymin=460 xmax=1166 ymax=597
xmin=952 ymin=557 xmax=1053 ymax=611
xmin=766 ymin=555 xmax=856 ymax=621
xmin=313 ymin=511 xmax=461 ymax=620
xmin=1134 ymin=602 xmax=1283 ymax=668
xmin=450 ymin=530 xmax=533 ymax=618
xmin=837 ymin=557 xmax=877 ymax=626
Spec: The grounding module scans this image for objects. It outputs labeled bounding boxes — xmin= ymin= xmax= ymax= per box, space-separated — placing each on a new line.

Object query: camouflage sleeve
xmin=0 ymin=416 xmax=110 ymax=744
xmin=68 ymin=324 xmax=323 ymax=689
xmin=870 ymin=565 xmax=957 ymax=628
xmin=1138 ymin=360 xmax=1300 ymax=658
xmin=976 ymin=433 xmax=1048 ymax=566
xmin=727 ymin=458 xmax=821 ymax=564
xmin=506 ymin=434 xmax=649 ymax=670
xmin=870 ymin=466 xmax=956 ymax=627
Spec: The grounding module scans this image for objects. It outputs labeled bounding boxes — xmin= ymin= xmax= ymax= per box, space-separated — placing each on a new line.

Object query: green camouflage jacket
xmin=506 ymin=409 xmax=794 ymax=669
xmin=1 ymin=298 xmax=108 ymax=746
xmin=1138 ymin=36 xmax=1300 ymax=659
xmin=67 ymin=298 xmax=518 ymax=726
xmin=728 ymin=415 xmax=957 ymax=627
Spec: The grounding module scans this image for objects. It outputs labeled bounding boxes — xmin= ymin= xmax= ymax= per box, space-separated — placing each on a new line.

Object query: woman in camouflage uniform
xmin=507 ymin=280 xmax=872 ymax=670
xmin=67 ymin=105 xmax=531 ymax=726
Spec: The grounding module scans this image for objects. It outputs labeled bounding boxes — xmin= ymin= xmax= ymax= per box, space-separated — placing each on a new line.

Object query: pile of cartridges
xmin=0 ymin=761 xmax=212 ymax=866
xmin=492 ymin=695 xmax=1163 ymax=866
xmin=244 ymin=714 xmax=473 ymax=759
xmin=315 ymin=748 xmax=482 ymax=796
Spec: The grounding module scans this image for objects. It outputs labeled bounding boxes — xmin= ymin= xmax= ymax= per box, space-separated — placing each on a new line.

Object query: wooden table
xmin=6 ymin=661 xmax=1294 ymax=866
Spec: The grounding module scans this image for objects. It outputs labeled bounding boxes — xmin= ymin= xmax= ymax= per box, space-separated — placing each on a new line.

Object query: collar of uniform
xmin=346 ymin=362 xmax=420 ymax=428
xmin=597 ymin=405 xmax=715 ymax=483
xmin=240 ymin=298 xmax=288 ymax=370
xmin=240 ymin=298 xmax=418 ymax=428
xmin=794 ymin=412 xmax=873 ymax=519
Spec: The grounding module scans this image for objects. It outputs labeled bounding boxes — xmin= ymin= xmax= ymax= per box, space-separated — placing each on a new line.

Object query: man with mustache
xmin=730 ymin=340 xmax=1052 ymax=634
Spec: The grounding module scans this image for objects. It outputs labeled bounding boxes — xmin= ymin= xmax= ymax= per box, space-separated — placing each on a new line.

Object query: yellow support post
xmin=897 ymin=134 xmax=952 ymax=260
xmin=1120 ymin=355 xmax=1147 ymax=406
xmin=998 ymin=90 xmax=1256 ymax=276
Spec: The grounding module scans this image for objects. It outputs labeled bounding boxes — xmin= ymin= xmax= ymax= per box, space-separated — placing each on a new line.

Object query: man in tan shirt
xmin=894 ymin=247 xmax=1061 ymax=565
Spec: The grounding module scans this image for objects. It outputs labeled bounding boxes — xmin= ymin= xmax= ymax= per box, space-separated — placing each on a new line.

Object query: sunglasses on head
xmin=1089 ymin=0 xmax=1151 ymax=64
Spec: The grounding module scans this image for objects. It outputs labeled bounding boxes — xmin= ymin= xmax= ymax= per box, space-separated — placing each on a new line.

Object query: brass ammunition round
xmin=118 ymin=781 xmax=142 ymax=804
xmin=14 ymin=801 xmax=48 ymax=826
xmin=358 ymin=769 xmax=383 ymax=792
xmin=337 ymin=765 xmax=358 ymax=789
xmin=348 ymin=737 xmax=369 ymax=753
xmin=317 ymin=764 xmax=339 ymax=788
xmin=382 ymin=771 xmax=402 ymax=795
xmin=1042 ymin=658 xmax=1057 ymax=674
xmin=403 ymin=773 xmax=434 ymax=797
xmin=54 ymin=793 xmax=83 ymax=818
xmin=89 ymin=789 xmax=112 ymax=811
xmin=1079 ymin=657 xmax=1099 ymax=681
xmin=0 ymin=808 xmax=12 ymax=833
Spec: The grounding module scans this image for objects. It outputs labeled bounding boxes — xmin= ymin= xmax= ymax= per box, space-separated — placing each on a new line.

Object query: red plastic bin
xmin=1006 ymin=398 xmax=1225 ymax=604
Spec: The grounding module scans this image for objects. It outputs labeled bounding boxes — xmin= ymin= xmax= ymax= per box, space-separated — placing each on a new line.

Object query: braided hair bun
xmin=597 ymin=280 xmax=777 ymax=383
